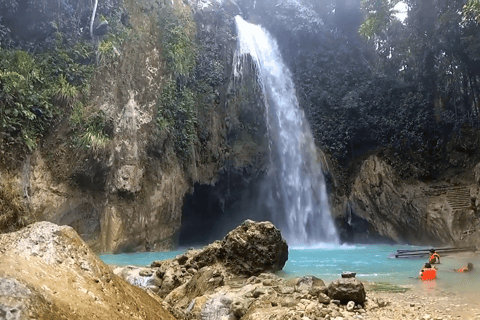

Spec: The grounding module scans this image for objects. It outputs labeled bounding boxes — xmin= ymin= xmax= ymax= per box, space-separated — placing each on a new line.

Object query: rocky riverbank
xmin=364 ymin=287 xmax=480 ymax=320
xmin=113 ymin=220 xmax=480 ymax=320
xmin=2 ymin=220 xmax=478 ymax=319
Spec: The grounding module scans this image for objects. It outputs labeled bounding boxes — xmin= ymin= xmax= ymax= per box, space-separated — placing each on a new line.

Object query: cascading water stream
xmin=234 ymin=16 xmax=338 ymax=245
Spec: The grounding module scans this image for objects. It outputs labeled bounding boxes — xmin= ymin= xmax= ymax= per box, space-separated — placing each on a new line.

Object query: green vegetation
xmin=95 ymin=14 xmax=130 ymax=66
xmin=0 ymin=40 xmax=94 ymax=150
xmin=0 ymin=3 xmax=131 ymax=152
xmin=69 ymin=102 xmax=111 ymax=150
xmin=79 ymin=112 xmax=111 ymax=150
xmin=366 ymin=282 xmax=410 ymax=293
xmin=156 ymin=5 xmax=200 ymax=162
xmin=463 ymin=0 xmax=480 ymax=23
xmin=159 ymin=5 xmax=197 ymax=76
xmin=270 ymin=0 xmax=480 ymax=181
xmin=158 ymin=78 xmax=197 ymax=160
xmin=359 ymin=0 xmax=400 ymax=38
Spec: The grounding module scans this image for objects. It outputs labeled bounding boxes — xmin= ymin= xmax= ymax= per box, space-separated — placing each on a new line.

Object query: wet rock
xmin=151 ymin=260 xmax=163 ymax=268
xmin=327 ymin=278 xmax=366 ymax=305
xmin=341 ymin=272 xmax=356 ymax=278
xmin=318 ymin=293 xmax=331 ymax=304
xmin=139 ymin=269 xmax=154 ymax=277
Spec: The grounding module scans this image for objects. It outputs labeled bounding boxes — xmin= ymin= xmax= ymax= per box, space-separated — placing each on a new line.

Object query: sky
xmin=394 ymin=1 xmax=408 ymax=22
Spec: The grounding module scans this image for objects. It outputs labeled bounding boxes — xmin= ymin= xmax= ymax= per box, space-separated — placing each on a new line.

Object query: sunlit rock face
xmin=0 ymin=222 xmax=176 ymax=319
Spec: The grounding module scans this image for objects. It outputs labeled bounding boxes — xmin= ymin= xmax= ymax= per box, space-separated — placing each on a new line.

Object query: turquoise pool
xmin=99 ymin=244 xmax=479 ymax=294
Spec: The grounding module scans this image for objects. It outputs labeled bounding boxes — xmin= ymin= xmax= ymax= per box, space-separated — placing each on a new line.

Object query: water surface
xmin=99 ymin=244 xmax=479 ymax=295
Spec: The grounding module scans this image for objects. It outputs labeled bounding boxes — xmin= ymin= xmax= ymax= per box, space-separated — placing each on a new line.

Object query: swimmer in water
xmin=419 ymin=262 xmax=437 ymax=280
xmin=455 ymin=262 xmax=473 ymax=273
xmin=429 ymin=249 xmax=440 ymax=264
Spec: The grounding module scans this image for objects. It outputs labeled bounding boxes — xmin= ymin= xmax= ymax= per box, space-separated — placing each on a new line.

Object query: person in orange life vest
xmin=429 ymin=249 xmax=440 ymax=264
xmin=419 ymin=262 xmax=437 ymax=280
xmin=456 ymin=262 xmax=473 ymax=273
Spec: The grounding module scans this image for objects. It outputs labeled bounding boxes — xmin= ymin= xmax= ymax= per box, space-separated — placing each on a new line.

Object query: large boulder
xmin=327 ymin=277 xmax=366 ymax=305
xmin=221 ymin=220 xmax=289 ymax=276
xmin=116 ymin=220 xmax=289 ymax=300
xmin=181 ymin=220 xmax=288 ymax=276
xmin=0 ymin=222 xmax=175 ymax=320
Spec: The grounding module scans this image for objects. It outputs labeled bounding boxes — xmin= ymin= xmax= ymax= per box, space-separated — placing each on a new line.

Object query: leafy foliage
xmin=0 ymin=0 xmax=128 ymax=152
xmin=464 ymin=0 xmax=480 ymax=23
xmin=79 ymin=111 xmax=111 ymax=150
xmin=159 ymin=5 xmax=197 ymax=77
xmin=157 ymin=78 xmax=197 ymax=160
xmin=256 ymin=0 xmax=480 ymax=183
xmin=156 ymin=4 xmax=203 ymax=163
xmin=359 ymin=0 xmax=401 ymax=38
xmin=0 ymin=0 xmax=123 ymax=52
xmin=0 ymin=40 xmax=94 ymax=150
xmin=69 ymin=101 xmax=111 ymax=150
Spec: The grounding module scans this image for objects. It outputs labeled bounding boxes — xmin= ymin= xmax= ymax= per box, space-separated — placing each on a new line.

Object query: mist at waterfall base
xmin=100 ymin=244 xmax=480 ymax=294
xmin=179 ymin=16 xmax=338 ymax=247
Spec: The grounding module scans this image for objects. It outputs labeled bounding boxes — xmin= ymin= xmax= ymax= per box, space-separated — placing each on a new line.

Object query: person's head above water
xmin=424 ymin=263 xmax=432 ymax=268
xmin=467 ymin=262 xmax=474 ymax=270
xmin=430 ymin=249 xmax=436 ymax=253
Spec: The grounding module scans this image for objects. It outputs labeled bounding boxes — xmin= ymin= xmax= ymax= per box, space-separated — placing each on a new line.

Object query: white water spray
xmin=234 ymin=16 xmax=338 ymax=245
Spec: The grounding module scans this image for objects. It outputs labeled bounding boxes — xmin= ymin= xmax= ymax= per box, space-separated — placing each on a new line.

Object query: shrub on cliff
xmin=0 ymin=41 xmax=94 ymax=150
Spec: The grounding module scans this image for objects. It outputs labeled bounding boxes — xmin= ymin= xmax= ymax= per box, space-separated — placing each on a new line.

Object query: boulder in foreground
xmin=220 ymin=219 xmax=289 ymax=275
xmin=327 ymin=277 xmax=366 ymax=305
xmin=176 ymin=219 xmax=288 ymax=277
xmin=0 ymin=221 xmax=175 ymax=320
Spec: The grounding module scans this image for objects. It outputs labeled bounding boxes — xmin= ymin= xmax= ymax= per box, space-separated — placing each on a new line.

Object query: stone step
xmin=445 ymin=187 xmax=471 ymax=212
xmin=449 ymin=199 xmax=471 ymax=203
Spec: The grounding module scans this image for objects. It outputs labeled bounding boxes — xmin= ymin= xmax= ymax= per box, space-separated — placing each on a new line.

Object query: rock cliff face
xmin=2 ymin=0 xmax=480 ymax=250
xmin=1 ymin=0 xmax=269 ymax=253
xmin=0 ymin=221 xmax=175 ymax=319
xmin=332 ymin=155 xmax=480 ymax=247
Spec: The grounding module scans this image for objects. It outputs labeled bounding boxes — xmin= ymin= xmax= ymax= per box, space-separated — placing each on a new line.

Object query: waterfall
xmin=233 ymin=16 xmax=338 ymax=245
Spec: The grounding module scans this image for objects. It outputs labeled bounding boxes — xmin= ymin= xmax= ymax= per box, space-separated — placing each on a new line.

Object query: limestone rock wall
xmin=332 ymin=155 xmax=480 ymax=247
xmin=2 ymin=0 xmax=270 ymax=253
